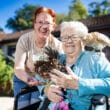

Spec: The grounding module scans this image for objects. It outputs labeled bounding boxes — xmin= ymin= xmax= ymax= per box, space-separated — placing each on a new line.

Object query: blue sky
xmin=0 ymin=0 xmax=103 ymax=33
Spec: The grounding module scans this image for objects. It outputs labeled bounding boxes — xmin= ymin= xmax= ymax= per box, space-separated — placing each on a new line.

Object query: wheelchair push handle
xmin=19 ymin=85 xmax=38 ymax=95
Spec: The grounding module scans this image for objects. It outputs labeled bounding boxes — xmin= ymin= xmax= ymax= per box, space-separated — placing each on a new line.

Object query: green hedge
xmin=0 ymin=50 xmax=14 ymax=96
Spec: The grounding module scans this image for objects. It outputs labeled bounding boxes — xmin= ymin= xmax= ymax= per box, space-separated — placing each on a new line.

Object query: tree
xmin=68 ymin=0 xmax=88 ymax=20
xmin=6 ymin=4 xmax=39 ymax=32
xmin=89 ymin=0 xmax=110 ymax=17
xmin=0 ymin=27 xmax=3 ymax=32
xmin=56 ymin=13 xmax=68 ymax=24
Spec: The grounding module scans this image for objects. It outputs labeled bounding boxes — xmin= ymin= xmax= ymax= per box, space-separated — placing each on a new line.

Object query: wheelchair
xmin=14 ymin=86 xmax=109 ymax=110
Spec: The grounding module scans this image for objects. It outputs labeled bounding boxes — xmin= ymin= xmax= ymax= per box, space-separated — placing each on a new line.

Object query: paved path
xmin=0 ymin=97 xmax=14 ymax=110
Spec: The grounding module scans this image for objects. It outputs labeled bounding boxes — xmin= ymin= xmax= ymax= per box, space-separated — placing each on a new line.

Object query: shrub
xmin=0 ymin=50 xmax=14 ymax=96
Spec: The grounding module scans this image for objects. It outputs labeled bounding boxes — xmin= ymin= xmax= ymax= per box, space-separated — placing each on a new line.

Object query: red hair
xmin=33 ymin=7 xmax=56 ymax=25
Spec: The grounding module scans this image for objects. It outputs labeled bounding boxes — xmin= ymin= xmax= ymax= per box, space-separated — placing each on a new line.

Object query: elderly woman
xmin=44 ymin=21 xmax=110 ymax=110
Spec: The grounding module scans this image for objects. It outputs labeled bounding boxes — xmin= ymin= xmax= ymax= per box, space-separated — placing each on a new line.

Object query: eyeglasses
xmin=61 ymin=35 xmax=79 ymax=42
xmin=35 ymin=21 xmax=53 ymax=26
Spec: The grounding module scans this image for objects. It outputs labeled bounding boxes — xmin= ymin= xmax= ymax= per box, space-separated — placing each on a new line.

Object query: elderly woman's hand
xmin=44 ymin=84 xmax=63 ymax=103
xmin=50 ymin=66 xmax=79 ymax=90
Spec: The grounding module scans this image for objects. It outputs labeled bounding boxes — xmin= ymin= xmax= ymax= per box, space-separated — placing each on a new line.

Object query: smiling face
xmin=61 ymin=28 xmax=83 ymax=56
xmin=34 ymin=12 xmax=54 ymax=42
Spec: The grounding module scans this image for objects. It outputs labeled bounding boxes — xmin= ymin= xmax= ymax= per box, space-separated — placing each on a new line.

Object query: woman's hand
xmin=27 ymin=77 xmax=43 ymax=86
xmin=44 ymin=84 xmax=63 ymax=103
xmin=50 ymin=66 xmax=79 ymax=90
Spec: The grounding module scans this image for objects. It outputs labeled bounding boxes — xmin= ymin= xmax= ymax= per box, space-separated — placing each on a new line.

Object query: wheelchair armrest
xmin=20 ymin=86 xmax=38 ymax=95
xmin=91 ymin=94 xmax=107 ymax=105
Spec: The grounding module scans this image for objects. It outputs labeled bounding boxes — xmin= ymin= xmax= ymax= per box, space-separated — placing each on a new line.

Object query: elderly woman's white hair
xmin=60 ymin=21 xmax=88 ymax=38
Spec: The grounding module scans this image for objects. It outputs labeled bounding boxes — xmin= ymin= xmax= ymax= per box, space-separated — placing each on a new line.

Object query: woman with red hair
xmin=14 ymin=6 xmax=62 ymax=109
